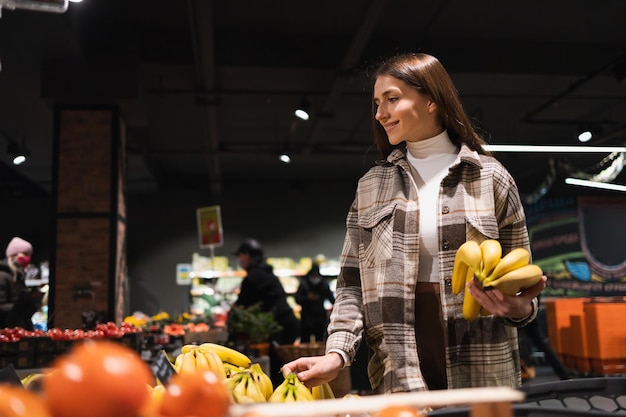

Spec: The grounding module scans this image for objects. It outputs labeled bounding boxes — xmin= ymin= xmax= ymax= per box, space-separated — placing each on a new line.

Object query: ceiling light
xmin=294 ymin=98 xmax=311 ymax=121
xmin=278 ymin=153 xmax=291 ymax=163
xmin=483 ymin=145 xmax=626 ymax=153
xmin=577 ymin=129 xmax=592 ymax=143
xmin=565 ymin=178 xmax=626 ymax=192
xmin=6 ymin=140 xmax=29 ymax=165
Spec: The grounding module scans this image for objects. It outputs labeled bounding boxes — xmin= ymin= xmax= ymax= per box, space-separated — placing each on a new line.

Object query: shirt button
xmin=442 ymin=206 xmax=450 ymax=214
xmin=442 ymin=240 xmax=450 ymax=250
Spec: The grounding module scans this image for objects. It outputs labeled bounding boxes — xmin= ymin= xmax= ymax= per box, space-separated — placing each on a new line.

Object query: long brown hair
xmin=371 ymin=53 xmax=489 ymax=159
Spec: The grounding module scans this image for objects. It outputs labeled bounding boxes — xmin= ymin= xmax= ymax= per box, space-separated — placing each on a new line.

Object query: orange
xmin=0 ymin=384 xmax=52 ymax=417
xmin=43 ymin=340 xmax=154 ymax=417
xmin=375 ymin=405 xmax=425 ymax=417
xmin=160 ymin=369 xmax=230 ymax=417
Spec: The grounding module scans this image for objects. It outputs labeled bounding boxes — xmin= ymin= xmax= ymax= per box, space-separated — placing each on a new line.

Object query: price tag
xmin=0 ymin=364 xmax=23 ymax=386
xmin=150 ymin=350 xmax=177 ymax=385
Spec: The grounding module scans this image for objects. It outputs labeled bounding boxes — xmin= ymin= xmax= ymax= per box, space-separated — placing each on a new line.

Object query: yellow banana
xmin=462 ymin=279 xmax=481 ymax=320
xmin=282 ymin=386 xmax=296 ymax=403
xmin=483 ymin=264 xmax=543 ymax=295
xmin=322 ymin=382 xmax=335 ymax=399
xmin=312 ymin=382 xmax=334 ymax=400
xmin=223 ymin=371 xmax=244 ymax=392
xmin=223 ymin=362 xmax=244 ymax=378
xmin=202 ymin=348 xmax=227 ymax=380
xmin=485 ymin=247 xmax=530 ymax=282
xmin=452 ymin=240 xmax=482 ymax=294
xmin=246 ymin=376 xmax=267 ymax=402
xmin=200 ymin=343 xmax=251 ymax=368
xmin=181 ymin=344 xmax=199 ymax=354
xmin=249 ymin=363 xmax=273 ymax=400
xmin=173 ymin=353 xmax=184 ymax=372
xmin=293 ymin=378 xmax=314 ymax=401
xmin=479 ymin=239 xmax=502 ymax=279
xmin=231 ymin=390 xmax=255 ymax=404
xmin=182 ymin=351 xmax=197 ymax=375
xmin=193 ymin=349 xmax=210 ymax=370
xmin=268 ymin=374 xmax=292 ymax=403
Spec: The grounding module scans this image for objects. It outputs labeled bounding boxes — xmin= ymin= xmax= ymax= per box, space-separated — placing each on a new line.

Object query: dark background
xmin=1 ymin=0 xmax=625 ymax=315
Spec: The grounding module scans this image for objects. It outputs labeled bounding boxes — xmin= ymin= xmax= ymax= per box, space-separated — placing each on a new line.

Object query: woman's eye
xmin=388 ymin=97 xmax=398 ymax=102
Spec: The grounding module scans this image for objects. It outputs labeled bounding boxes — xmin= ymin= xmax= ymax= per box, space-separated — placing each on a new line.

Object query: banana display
xmin=452 ymin=239 xmax=543 ymax=320
xmin=268 ymin=372 xmax=315 ymax=403
xmin=166 ymin=342 xmax=319 ymax=405
xmin=224 ymin=369 xmax=268 ymax=403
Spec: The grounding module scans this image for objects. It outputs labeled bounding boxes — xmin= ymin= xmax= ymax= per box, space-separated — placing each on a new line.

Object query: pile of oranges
xmin=1 ymin=340 xmax=230 ymax=417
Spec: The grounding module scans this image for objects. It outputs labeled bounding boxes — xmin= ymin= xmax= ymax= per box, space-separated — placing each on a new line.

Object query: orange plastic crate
xmin=584 ymin=300 xmax=626 ymax=360
xmin=544 ymin=297 xmax=589 ymax=355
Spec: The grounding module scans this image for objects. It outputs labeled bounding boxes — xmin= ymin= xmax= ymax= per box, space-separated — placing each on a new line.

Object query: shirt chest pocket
xmin=466 ymin=214 xmax=500 ymax=242
xmin=357 ymin=202 xmax=396 ymax=267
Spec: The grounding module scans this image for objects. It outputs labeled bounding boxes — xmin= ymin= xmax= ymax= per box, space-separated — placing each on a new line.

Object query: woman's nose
xmin=375 ymin=105 xmax=387 ymax=121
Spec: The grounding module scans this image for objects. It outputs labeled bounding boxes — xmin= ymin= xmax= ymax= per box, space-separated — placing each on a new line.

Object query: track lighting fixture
xmin=2 ymin=130 xmax=30 ymax=165
xmin=7 ymin=140 xmax=29 ymax=165
xmin=278 ymin=152 xmax=291 ymax=163
xmin=0 ymin=0 xmax=69 ymax=13
xmin=576 ymin=125 xmax=602 ymax=143
xmin=294 ymin=98 xmax=311 ymax=121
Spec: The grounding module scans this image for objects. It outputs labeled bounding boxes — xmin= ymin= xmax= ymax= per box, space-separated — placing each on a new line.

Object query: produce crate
xmin=275 ymin=342 xmax=352 ymax=397
xmin=584 ymin=300 xmax=626 ymax=369
xmin=544 ymin=298 xmax=588 ymax=357
xmin=183 ymin=329 xmax=228 ymax=345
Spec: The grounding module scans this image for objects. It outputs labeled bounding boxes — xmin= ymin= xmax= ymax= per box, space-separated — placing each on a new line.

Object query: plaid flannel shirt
xmin=326 ymin=144 xmax=536 ymax=393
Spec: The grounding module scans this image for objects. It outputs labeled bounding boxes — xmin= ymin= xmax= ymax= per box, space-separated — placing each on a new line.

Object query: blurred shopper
xmin=296 ymin=262 xmax=335 ymax=343
xmin=233 ymin=238 xmax=300 ymax=385
xmin=0 ymin=237 xmax=40 ymax=329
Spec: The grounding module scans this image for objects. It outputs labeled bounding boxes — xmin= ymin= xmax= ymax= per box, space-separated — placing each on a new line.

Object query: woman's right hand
xmin=281 ymin=352 xmax=344 ymax=388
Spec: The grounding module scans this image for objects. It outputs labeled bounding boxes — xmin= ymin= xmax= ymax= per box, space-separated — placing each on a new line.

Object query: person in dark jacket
xmin=295 ymin=263 xmax=335 ymax=343
xmin=233 ymin=238 xmax=300 ymax=385
xmin=0 ymin=237 xmax=38 ymax=329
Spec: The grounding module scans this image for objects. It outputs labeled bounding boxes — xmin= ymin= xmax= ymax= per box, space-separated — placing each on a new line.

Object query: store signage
xmin=196 ymin=205 xmax=224 ymax=248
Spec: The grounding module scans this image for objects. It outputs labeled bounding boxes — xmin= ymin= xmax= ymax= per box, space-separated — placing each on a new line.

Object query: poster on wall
xmin=526 ymin=196 xmax=626 ymax=297
xmin=197 ymin=205 xmax=224 ymax=248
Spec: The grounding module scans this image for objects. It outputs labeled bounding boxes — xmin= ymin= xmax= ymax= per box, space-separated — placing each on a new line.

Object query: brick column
xmin=50 ymin=106 xmax=127 ymax=329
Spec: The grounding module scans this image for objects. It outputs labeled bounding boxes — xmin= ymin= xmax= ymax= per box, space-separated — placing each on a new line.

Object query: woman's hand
xmin=280 ymin=352 xmax=343 ymax=388
xmin=468 ymin=275 xmax=547 ymax=319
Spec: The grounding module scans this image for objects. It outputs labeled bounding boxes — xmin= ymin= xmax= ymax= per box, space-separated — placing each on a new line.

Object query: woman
xmin=282 ymin=53 xmax=546 ymax=393
xmin=0 ymin=236 xmax=36 ymax=329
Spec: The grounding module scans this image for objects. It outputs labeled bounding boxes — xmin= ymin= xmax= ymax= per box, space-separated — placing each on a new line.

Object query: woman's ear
xmin=427 ymin=99 xmax=437 ymax=113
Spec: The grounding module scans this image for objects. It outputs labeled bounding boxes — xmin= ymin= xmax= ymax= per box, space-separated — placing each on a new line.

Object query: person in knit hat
xmin=0 ymin=236 xmax=36 ymax=328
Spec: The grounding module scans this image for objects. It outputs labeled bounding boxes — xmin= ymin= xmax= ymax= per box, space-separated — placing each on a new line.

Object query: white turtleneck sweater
xmin=406 ymin=131 xmax=458 ymax=283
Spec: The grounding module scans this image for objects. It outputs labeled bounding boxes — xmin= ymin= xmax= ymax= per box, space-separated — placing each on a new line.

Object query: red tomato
xmin=0 ymin=384 xmax=52 ymax=417
xmin=159 ymin=370 xmax=230 ymax=417
xmin=43 ymin=340 xmax=154 ymax=417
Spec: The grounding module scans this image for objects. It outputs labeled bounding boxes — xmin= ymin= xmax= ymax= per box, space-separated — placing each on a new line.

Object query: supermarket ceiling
xmin=1 ymin=0 xmax=626 ymax=200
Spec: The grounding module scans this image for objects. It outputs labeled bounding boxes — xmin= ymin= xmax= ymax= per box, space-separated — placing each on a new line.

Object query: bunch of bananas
xmin=224 ymin=369 xmax=268 ymax=403
xmin=311 ymin=382 xmax=335 ymax=400
xmin=173 ymin=342 xmax=274 ymax=404
xmin=173 ymin=345 xmax=227 ymax=380
xmin=268 ymin=372 xmax=315 ymax=403
xmin=452 ymin=239 xmax=543 ymax=320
